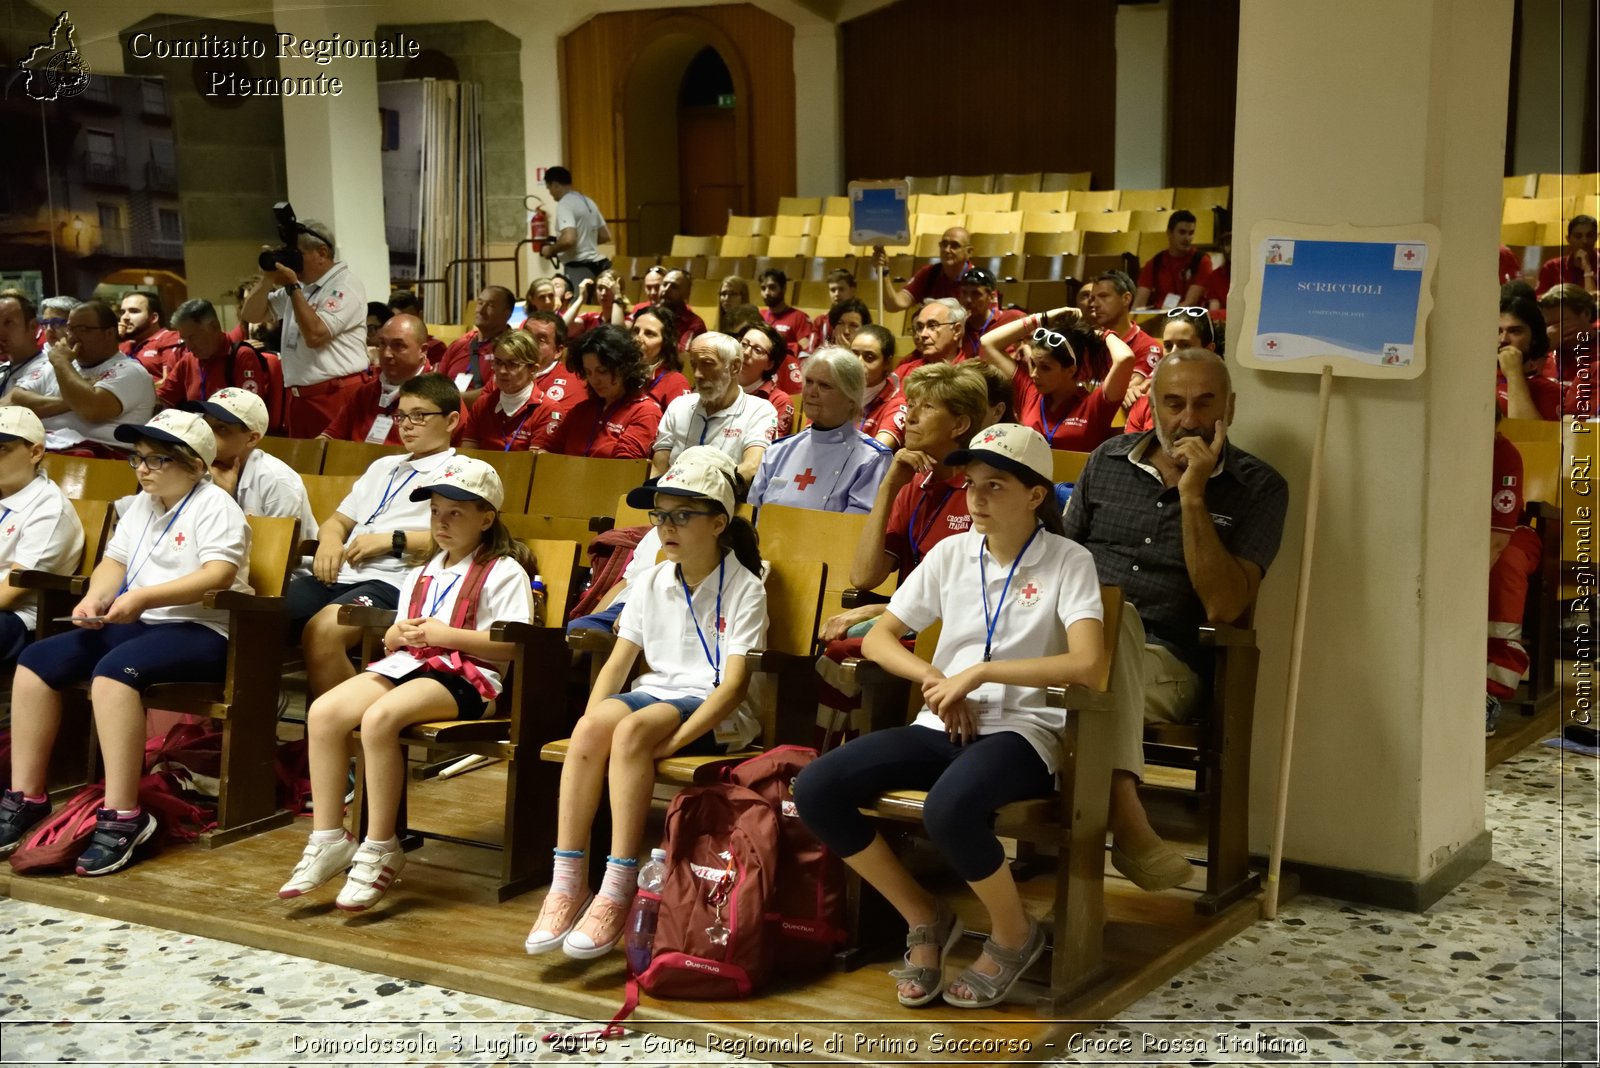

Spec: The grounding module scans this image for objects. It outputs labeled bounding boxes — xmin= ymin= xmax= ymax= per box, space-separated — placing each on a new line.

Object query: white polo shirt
xmin=652 ymin=389 xmax=778 ymax=466
xmin=616 ymin=550 xmax=767 ymax=750
xmin=237 ymin=448 xmax=318 ymax=541
xmin=332 ymin=448 xmax=455 ymax=585
xmin=747 ymin=422 xmax=893 ymax=515
xmin=888 ymin=529 xmax=1104 ymax=773
xmin=390 ymin=550 xmax=534 ymax=697
xmin=267 ymin=260 xmax=369 ymax=388
xmin=39 ymin=354 xmax=157 ymax=451
xmin=0 ymin=472 xmax=86 ymax=631
xmin=103 ymin=479 xmax=253 ymax=636
xmin=555 ymin=190 xmax=608 ymax=264
xmin=608 ymin=526 xmax=662 ymax=605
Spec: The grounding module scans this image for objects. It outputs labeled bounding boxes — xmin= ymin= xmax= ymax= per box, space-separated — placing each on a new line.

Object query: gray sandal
xmin=888 ymin=900 xmax=963 ymax=1007
xmin=943 ymin=918 xmax=1046 ymax=1009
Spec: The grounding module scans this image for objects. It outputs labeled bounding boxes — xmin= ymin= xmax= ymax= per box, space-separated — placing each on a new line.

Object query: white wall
xmin=1511 ymin=0 xmax=1594 ymax=175
xmin=1115 ymin=0 xmax=1170 ymax=189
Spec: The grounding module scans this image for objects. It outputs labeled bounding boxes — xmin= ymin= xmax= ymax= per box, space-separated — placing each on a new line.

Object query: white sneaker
xmin=278 ymin=833 xmax=358 ymax=899
xmin=335 ymin=840 xmax=406 ymax=912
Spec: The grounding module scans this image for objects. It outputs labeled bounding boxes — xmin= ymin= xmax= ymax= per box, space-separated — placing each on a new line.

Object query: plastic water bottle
xmin=624 ymin=848 xmax=667 ymax=974
xmin=530 ymin=574 xmax=546 ymax=627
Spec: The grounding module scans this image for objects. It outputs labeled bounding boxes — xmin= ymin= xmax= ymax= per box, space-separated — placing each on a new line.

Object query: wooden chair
xmin=1120 ymin=188 xmax=1175 ymax=212
xmin=1024 ymin=231 xmax=1084 ymax=257
xmin=455 ymin=448 xmax=537 ymax=512
xmin=822 ymin=195 xmax=851 ymax=216
xmin=521 ymin=454 xmax=651 ymax=543
xmin=1128 ymin=209 xmax=1175 ymax=233
xmin=322 ymin=439 xmax=404 ymax=478
xmin=1016 ymin=191 xmax=1071 ymax=215
xmin=1502 ymin=174 xmax=1536 ymax=200
xmin=842 ymin=587 xmax=1124 ymax=1011
xmin=970 ymin=232 xmax=1023 ymax=258
xmin=1068 ymin=190 xmax=1122 ymax=215
xmin=1173 ymin=186 xmax=1231 ymax=214
xmin=31 ymin=499 xmax=112 ymax=790
xmin=670 ymin=235 xmax=718 ymax=258
xmin=904 ymin=175 xmax=948 ymax=196
xmin=994 ymin=173 xmax=1043 ymax=194
xmin=968 ymin=210 xmax=1023 ymax=234
xmin=1052 ymin=450 xmax=1091 ymax=485
xmin=777 ymin=196 xmax=821 ymax=216
xmin=962 ymin=192 xmax=1014 ymax=214
xmin=345 ymin=537 xmax=582 ymax=900
xmin=1040 ymin=171 xmax=1093 ymax=193
xmin=1083 ymin=231 xmax=1141 ymax=257
xmin=947 ymin=174 xmax=995 ymax=196
xmin=257 ymin=436 xmax=327 ymax=475
xmin=912 ymin=193 xmax=964 ymax=217
xmin=300 ymin=474 xmax=361 ymax=532
xmin=755 ymin=504 xmax=893 ymax=626
xmin=42 ymin=455 xmax=136 ymax=500
xmin=766 ymin=234 xmax=816 ymax=259
xmin=1078 ymin=211 xmax=1135 ymax=235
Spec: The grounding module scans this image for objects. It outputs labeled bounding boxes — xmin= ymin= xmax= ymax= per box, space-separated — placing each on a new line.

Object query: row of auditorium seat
xmin=1500 ymin=172 xmax=1599 ymax=247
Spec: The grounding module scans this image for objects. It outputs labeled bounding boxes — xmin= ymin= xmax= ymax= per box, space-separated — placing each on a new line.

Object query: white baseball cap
xmin=408 ymin=454 xmax=504 ymax=510
xmin=187 ymin=387 xmax=269 ymax=436
xmin=0 ymin=405 xmax=45 ymax=446
xmin=625 ymin=445 xmax=737 ymax=517
xmin=114 ymin=409 xmax=217 ymax=466
xmin=946 ymin=422 xmax=1054 ymax=484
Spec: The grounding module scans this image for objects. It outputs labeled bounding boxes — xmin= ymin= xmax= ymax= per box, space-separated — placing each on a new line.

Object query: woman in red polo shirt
xmin=460 ymin=331 xmax=553 ymax=452
xmin=853 ymin=324 xmax=907 ymax=449
xmin=631 ymin=306 xmax=690 ymax=411
xmin=978 ymin=308 xmax=1133 ymax=453
xmin=539 ymin=325 xmax=661 ymax=459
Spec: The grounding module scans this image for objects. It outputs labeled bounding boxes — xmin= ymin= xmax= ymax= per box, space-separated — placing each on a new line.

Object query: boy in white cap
xmin=186 ymin=386 xmax=317 ymax=539
xmin=278 ymin=455 xmax=534 ymax=911
xmin=2 ymin=410 xmax=252 ymax=875
xmin=793 ymin=424 xmax=1106 ymax=1011
xmin=0 ymin=406 xmax=85 ymax=667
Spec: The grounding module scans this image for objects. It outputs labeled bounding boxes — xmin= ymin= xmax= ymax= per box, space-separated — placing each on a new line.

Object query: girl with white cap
xmin=0 ymin=406 xmax=85 ymax=671
xmin=524 ymin=445 xmax=766 ymax=961
xmin=0 ymin=410 xmax=251 ymax=875
xmin=793 ymin=423 xmax=1107 ymax=1010
xmin=278 ymin=455 xmax=534 ymax=912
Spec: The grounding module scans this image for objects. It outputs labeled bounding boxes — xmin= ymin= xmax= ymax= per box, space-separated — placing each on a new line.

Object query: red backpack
xmin=725 ymin=745 xmax=845 ymax=971
xmin=636 ymin=783 xmax=779 ymax=999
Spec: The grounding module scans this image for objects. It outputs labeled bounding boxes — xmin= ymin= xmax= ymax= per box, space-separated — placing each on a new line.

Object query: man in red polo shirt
xmin=894 ymin=299 xmax=968 ymax=380
xmin=1496 ymin=293 xmax=1561 ymax=421
xmin=159 ymin=298 xmax=279 ymax=418
xmin=118 ymin=291 xmax=182 ymax=381
xmin=877 ymin=227 xmax=973 ymax=312
xmin=437 ymin=285 xmax=515 ymax=406
xmin=657 ymin=269 xmax=707 ymax=349
xmin=1536 ymin=214 xmax=1598 ymax=297
xmin=758 ymin=268 xmax=812 ymax=354
xmin=319 ymin=314 xmax=461 ymax=445
xmin=1088 ymin=270 xmax=1165 ymax=396
xmin=807 ymin=267 xmax=857 ymax=353
xmin=1134 ymin=210 xmax=1214 ymax=310
xmin=957 ymin=267 xmax=1025 ymax=362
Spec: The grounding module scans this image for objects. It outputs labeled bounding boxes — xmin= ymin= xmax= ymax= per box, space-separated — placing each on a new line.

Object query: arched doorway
xmin=621 ymin=24 xmax=751 ymax=253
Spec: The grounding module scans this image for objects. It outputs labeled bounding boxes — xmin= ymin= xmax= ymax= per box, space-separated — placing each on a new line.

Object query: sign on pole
xmin=848 ymin=180 xmax=910 ymax=247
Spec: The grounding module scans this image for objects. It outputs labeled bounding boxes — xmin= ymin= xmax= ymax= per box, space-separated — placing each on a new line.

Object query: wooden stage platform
xmin=1 ymin=756 xmax=1270 ymax=1063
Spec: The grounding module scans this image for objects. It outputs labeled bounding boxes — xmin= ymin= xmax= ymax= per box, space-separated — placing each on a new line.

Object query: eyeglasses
xmin=739 ymin=338 xmax=772 ymax=355
xmin=128 ymin=452 xmax=178 ymax=471
xmin=67 ymin=324 xmax=113 ymax=333
xmin=914 ymin=320 xmax=955 ymax=334
xmin=647 ymin=507 xmax=717 ymax=527
xmin=393 ymin=410 xmax=445 ymax=427
xmin=490 ymin=359 xmax=526 ymax=372
xmin=938 ymin=241 xmax=966 ymax=250
xmin=39 ymin=317 xmax=67 ymax=328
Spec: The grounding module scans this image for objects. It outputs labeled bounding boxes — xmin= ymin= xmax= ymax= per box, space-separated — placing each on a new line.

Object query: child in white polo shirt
xmin=0 ymin=410 xmax=252 ymax=875
xmin=283 ymin=373 xmax=460 ymax=701
xmin=792 ymin=424 xmax=1106 ymax=1011
xmin=524 ymin=446 xmax=767 ymax=961
xmin=277 ymin=456 xmax=534 ymax=911
xmin=187 ymin=386 xmax=318 ymax=539
xmin=0 ymin=406 xmax=85 ymax=668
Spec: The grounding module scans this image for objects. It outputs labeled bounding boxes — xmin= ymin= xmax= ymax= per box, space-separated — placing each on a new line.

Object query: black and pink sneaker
xmin=75 ymin=808 xmax=158 ymax=876
xmin=0 ymin=790 xmax=51 ymax=858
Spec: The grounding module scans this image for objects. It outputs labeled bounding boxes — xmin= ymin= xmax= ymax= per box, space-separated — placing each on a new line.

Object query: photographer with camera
xmin=240 ymin=207 xmax=368 ymax=438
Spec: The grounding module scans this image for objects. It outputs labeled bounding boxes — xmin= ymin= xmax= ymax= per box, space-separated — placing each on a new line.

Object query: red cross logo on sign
xmin=1402 ymin=248 xmax=1416 ymax=262
xmin=794 ymin=468 xmax=817 ymax=491
xmin=1265 ymin=339 xmax=1279 ymax=351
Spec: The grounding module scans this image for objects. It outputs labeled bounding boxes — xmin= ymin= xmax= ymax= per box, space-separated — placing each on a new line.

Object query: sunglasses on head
xmin=1031 ymin=327 xmax=1076 ymax=364
xmin=1166 ymin=306 xmax=1211 ymax=320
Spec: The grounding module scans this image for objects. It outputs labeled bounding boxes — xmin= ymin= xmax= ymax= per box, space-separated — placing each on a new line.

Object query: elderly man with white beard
xmin=650 ymin=331 xmax=778 ymax=491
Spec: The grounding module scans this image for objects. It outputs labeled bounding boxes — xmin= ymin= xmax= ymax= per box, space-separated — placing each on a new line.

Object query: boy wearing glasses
xmin=7 ymin=300 xmax=156 ymax=458
xmin=318 ymin=315 xmax=464 ymax=447
xmin=286 ymin=373 xmax=460 ymax=701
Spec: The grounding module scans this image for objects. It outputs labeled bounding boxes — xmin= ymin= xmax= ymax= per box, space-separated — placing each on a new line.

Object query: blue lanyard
xmin=118 ymin=483 xmax=200 ymax=596
xmin=1037 ymin=394 xmax=1073 ymax=444
xmin=504 ymin=400 xmax=536 ymax=451
xmin=978 ymin=525 xmax=1043 ymax=662
xmin=908 ymin=473 xmax=956 ymax=563
xmin=425 ymin=571 xmax=462 ymax=617
xmin=365 ymin=466 xmax=418 ymax=525
xmin=679 ymin=557 xmax=726 ymax=687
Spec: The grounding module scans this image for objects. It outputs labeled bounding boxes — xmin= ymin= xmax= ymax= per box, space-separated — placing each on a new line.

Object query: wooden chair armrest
xmin=296 ymin=539 xmax=320 ymax=557
xmin=8 ymin=570 xmax=88 ymax=595
xmin=205 ymin=590 xmax=286 ymax=613
xmin=337 ymin=605 xmax=398 ymax=629
xmin=490 ymin=620 xmax=541 ymax=644
xmin=1198 ymin=623 xmax=1256 ymax=648
xmin=1045 ymin=684 xmax=1118 ymax=713
xmin=587 ymin=515 xmax=616 ymax=533
xmin=838 ymin=655 xmax=893 ymax=687
xmin=567 ymin=627 xmax=618 ymax=655
xmin=1524 ymin=500 xmax=1558 ymax=521
xmin=840 ymin=587 xmax=891 ymax=609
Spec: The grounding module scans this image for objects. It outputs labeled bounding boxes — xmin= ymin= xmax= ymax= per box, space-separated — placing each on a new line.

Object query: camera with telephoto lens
xmin=258 ymin=202 xmax=311 ymax=275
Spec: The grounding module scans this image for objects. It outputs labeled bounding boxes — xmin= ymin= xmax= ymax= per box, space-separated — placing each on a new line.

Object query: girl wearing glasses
xmin=977 ymin=307 xmax=1134 ymax=452
xmin=737 ymin=322 xmax=794 ymax=434
xmin=1 ymin=411 xmax=251 ymax=876
xmin=524 ymin=447 xmax=766 ymax=961
xmin=278 ymin=456 xmax=534 ymax=912
xmin=460 ymin=331 xmax=554 ymax=452
xmin=794 ymin=423 xmax=1105 ymax=1010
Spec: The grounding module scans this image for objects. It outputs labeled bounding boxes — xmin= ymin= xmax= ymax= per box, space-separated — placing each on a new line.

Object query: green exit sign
xmin=717 ymin=93 xmax=735 ymax=108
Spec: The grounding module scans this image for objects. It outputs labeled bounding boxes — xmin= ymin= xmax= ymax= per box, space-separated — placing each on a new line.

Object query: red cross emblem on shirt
xmin=1265 ymin=339 xmax=1279 ymax=350
xmin=793 ymin=468 xmax=817 ymax=491
xmin=3 ymin=525 xmax=13 ymax=536
xmin=1021 ymin=582 xmax=1038 ymax=598
xmin=174 ymin=532 xmax=186 ymax=547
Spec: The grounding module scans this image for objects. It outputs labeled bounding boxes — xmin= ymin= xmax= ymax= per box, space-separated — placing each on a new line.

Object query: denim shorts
xmin=607 ymin=690 xmax=725 ymax=755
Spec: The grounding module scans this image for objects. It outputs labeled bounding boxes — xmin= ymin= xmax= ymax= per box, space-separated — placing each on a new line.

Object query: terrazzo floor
xmin=1 ymin=745 xmax=1594 ymax=1066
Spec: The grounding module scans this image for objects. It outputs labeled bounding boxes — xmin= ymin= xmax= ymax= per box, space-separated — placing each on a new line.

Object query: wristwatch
xmin=391 ymin=530 xmax=406 ymax=558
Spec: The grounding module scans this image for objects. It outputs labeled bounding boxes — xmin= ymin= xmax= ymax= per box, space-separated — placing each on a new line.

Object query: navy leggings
xmin=18 ymin=621 xmax=228 ymax=693
xmin=792 ymin=725 xmax=1054 ymax=882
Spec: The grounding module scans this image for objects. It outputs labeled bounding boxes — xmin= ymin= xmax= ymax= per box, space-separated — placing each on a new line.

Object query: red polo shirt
xmin=463 ymin=387 xmax=553 ymax=451
xmin=1124 ymin=394 xmax=1153 ymax=435
xmin=123 ymin=328 xmax=183 ymax=380
xmin=668 ymin=303 xmax=707 ymax=349
xmin=1538 ymin=253 xmax=1593 ymax=297
xmin=1012 ymin=367 xmax=1121 ymax=451
xmin=903 ymin=262 xmax=970 ymax=304
xmin=157 ymin=337 xmax=273 ymax=410
xmin=1204 ymin=262 xmax=1231 ymax=314
xmin=542 ymin=391 xmax=661 ymax=458
xmin=534 ymin=360 xmax=585 ymax=419
xmin=1490 ymin=432 xmax=1523 ymax=533
xmin=646 ymin=368 xmax=692 ymax=412
xmin=750 ymin=380 xmax=794 ymax=436
xmin=884 ymin=470 xmax=972 ymax=580
xmin=1121 ymin=323 xmax=1166 ymax=379
xmin=859 ymin=376 xmax=908 ymax=446
xmin=437 ymin=328 xmax=508 ymax=393
xmin=322 ymin=374 xmax=468 ymax=445
xmin=1136 ymin=250 xmax=1214 ymax=308
xmin=762 ymin=306 xmax=813 ymax=354
xmin=1498 ymin=246 xmax=1522 ymax=286
xmin=962 ymin=306 xmax=1026 ymax=362
xmin=1495 ymin=371 xmax=1562 ymax=421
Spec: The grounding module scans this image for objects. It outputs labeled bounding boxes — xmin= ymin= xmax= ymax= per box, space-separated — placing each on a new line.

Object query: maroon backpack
xmin=725 ymin=745 xmax=845 ymax=971
xmin=636 ymin=783 xmax=779 ymax=999
xmin=8 ymin=773 xmax=216 ymax=874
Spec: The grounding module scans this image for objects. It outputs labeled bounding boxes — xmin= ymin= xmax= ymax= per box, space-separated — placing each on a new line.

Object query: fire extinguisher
xmin=529 ymin=205 xmax=549 ymax=244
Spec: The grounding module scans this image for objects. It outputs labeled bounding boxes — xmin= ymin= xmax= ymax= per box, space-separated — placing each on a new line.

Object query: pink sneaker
xmin=524 ymin=891 xmax=592 ymax=955
xmin=562 ymin=894 xmax=630 ymax=959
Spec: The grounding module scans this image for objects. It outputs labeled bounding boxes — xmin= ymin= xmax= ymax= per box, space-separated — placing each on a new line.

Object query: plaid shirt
xmin=1063 ymin=431 xmax=1288 ymax=670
